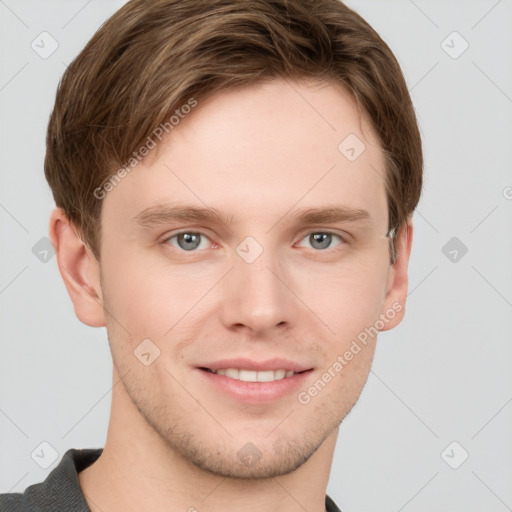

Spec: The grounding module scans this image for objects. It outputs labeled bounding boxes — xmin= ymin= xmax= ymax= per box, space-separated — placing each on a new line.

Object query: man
xmin=0 ymin=0 xmax=421 ymax=510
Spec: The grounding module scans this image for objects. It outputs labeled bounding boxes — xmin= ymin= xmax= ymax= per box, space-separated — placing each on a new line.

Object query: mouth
xmin=196 ymin=363 xmax=314 ymax=404
xmin=199 ymin=367 xmax=307 ymax=383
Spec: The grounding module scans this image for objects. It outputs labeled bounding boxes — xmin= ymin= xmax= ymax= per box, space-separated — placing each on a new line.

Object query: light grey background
xmin=1 ymin=1 xmax=511 ymax=510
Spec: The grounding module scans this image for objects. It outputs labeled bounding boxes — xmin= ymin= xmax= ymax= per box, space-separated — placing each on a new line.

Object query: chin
xmin=157 ymin=412 xmax=340 ymax=480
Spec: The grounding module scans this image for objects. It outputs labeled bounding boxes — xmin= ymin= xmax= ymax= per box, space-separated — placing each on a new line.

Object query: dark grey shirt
xmin=0 ymin=448 xmax=342 ymax=511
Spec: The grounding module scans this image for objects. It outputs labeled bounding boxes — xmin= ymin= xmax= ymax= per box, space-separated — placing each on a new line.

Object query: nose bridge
xmin=221 ymin=235 xmax=293 ymax=333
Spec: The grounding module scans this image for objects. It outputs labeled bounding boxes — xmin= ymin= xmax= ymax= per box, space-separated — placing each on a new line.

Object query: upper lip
xmin=197 ymin=358 xmax=312 ymax=373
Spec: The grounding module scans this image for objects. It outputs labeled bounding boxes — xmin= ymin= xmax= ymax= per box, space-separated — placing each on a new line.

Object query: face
xmin=75 ymin=78 xmax=410 ymax=478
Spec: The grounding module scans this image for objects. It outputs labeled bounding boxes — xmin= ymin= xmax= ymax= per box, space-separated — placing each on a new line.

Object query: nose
xmin=218 ymin=244 xmax=296 ymax=336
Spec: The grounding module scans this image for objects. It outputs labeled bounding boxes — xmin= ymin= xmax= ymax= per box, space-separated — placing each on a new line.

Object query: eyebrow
xmin=133 ymin=204 xmax=371 ymax=229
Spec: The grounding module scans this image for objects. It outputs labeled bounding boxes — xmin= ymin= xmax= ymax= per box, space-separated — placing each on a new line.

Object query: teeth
xmin=274 ymin=369 xmax=286 ymax=379
xmin=259 ymin=370 xmax=279 ymax=382
xmin=239 ymin=369 xmax=257 ymax=382
xmin=210 ymin=368 xmax=297 ymax=382
xmin=225 ymin=368 xmax=239 ymax=379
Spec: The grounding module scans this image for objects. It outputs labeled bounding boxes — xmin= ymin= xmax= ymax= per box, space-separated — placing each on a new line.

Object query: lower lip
xmin=196 ymin=368 xmax=313 ymax=404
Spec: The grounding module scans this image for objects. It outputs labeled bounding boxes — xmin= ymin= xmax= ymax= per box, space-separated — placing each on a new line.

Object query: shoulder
xmin=0 ymin=447 xmax=103 ymax=512
xmin=0 ymin=493 xmax=31 ymax=512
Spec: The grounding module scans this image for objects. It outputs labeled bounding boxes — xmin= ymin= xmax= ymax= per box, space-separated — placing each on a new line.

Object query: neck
xmin=78 ymin=370 xmax=338 ymax=512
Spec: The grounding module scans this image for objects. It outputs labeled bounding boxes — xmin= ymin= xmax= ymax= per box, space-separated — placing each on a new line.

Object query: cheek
xmin=99 ymin=244 xmax=200 ymax=333
xmin=295 ymin=256 xmax=389 ymax=342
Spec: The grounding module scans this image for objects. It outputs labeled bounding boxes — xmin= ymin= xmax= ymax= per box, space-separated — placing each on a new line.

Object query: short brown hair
xmin=44 ymin=0 xmax=422 ymax=263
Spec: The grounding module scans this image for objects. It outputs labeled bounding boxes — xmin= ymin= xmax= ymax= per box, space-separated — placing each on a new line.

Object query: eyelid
xmin=161 ymin=228 xmax=214 ymax=243
xmin=161 ymin=230 xmax=216 ymax=251
xmin=296 ymin=227 xmax=352 ymax=244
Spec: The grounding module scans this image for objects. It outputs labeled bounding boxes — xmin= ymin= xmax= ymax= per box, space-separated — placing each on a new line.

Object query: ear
xmin=379 ymin=217 xmax=414 ymax=331
xmin=49 ymin=208 xmax=106 ymax=327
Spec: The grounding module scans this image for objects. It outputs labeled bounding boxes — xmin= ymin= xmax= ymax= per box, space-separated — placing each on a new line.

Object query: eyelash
xmin=162 ymin=230 xmax=349 ymax=254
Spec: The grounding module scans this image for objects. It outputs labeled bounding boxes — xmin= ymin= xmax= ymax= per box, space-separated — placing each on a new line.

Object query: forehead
xmin=102 ymin=77 xmax=388 ymax=231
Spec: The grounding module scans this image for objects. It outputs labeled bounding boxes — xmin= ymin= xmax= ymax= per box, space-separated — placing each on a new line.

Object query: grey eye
xmin=166 ymin=232 xmax=209 ymax=251
xmin=299 ymin=232 xmax=343 ymax=251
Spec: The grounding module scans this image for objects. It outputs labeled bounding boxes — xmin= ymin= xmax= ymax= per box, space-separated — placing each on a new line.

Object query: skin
xmin=50 ymin=77 xmax=413 ymax=512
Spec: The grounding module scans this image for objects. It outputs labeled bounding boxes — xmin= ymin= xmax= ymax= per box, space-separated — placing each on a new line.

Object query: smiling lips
xmin=198 ymin=357 xmax=312 ymax=385
xmin=197 ymin=359 xmax=313 ymax=403
xmin=203 ymin=368 xmax=298 ymax=382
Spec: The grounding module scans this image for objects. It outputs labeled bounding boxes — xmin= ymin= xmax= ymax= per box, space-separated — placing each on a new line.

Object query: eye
xmin=162 ymin=230 xmax=347 ymax=254
xmin=164 ymin=231 xmax=211 ymax=251
xmin=296 ymin=232 xmax=345 ymax=251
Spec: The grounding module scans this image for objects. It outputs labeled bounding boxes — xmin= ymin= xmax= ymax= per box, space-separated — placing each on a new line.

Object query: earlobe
xmin=379 ymin=218 xmax=414 ymax=331
xmin=49 ymin=208 xmax=106 ymax=327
